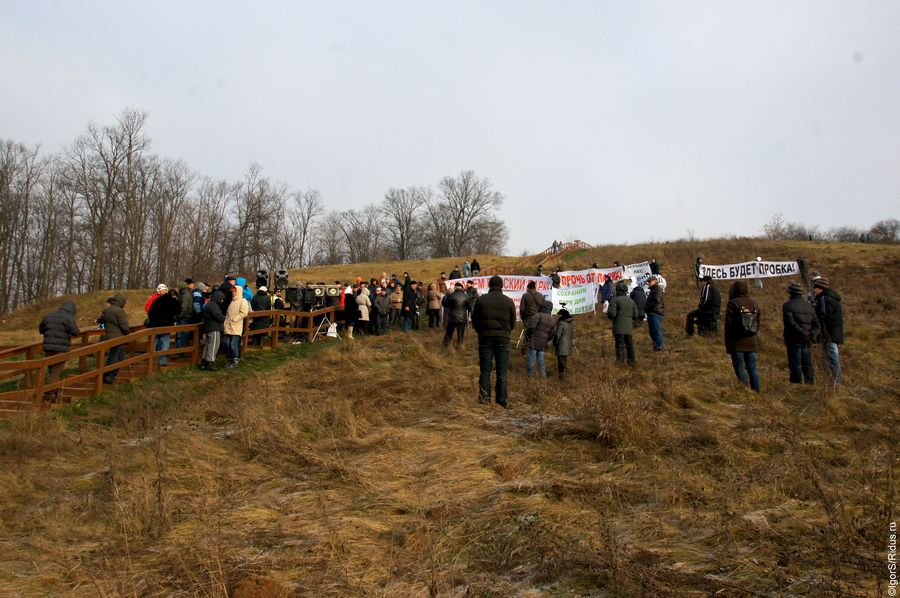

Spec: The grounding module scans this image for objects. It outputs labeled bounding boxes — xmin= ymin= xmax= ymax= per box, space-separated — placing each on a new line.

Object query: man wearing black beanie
xmin=471 ymin=275 xmax=516 ymax=408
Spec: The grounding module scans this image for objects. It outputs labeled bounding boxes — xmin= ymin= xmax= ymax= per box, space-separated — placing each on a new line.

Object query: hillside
xmin=1 ymin=239 xmax=898 ymax=596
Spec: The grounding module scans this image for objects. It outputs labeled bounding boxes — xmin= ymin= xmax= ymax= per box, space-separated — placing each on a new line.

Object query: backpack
xmin=738 ymin=306 xmax=758 ymax=336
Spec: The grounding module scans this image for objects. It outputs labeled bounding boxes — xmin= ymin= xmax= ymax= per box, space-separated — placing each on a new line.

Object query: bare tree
xmin=338 ymin=206 xmax=385 ymax=264
xmin=429 ymin=170 xmax=506 ymax=257
xmin=869 ymin=218 xmax=899 ymax=243
xmin=312 ymin=210 xmax=345 ymax=265
xmin=381 ymin=186 xmax=428 ymax=260
xmin=286 ymin=189 xmax=324 ymax=267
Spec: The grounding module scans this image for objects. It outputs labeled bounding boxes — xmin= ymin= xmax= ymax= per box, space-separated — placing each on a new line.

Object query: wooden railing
xmin=480 ymin=240 xmax=591 ymax=276
xmin=0 ymin=306 xmax=338 ymax=415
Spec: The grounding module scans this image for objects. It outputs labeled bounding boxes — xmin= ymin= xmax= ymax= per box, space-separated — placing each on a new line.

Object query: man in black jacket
xmin=472 ymin=275 xmax=516 ymax=407
xmin=147 ymin=287 xmax=180 ymax=366
xmin=442 ymin=283 xmax=469 ymax=348
xmin=782 ymin=281 xmax=820 ymax=384
xmin=200 ymin=290 xmax=226 ymax=370
xmin=176 ymin=279 xmax=196 ymax=348
xmin=249 ymin=286 xmax=272 ymax=346
xmin=685 ymin=276 xmax=722 ymax=336
xmin=812 ymin=278 xmax=844 ymax=385
xmin=401 ymin=278 xmax=418 ymax=333
xmin=39 ymin=300 xmax=80 ymax=388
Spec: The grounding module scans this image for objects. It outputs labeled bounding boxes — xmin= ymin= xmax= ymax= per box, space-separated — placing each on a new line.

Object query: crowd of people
xmin=36 ymin=252 xmax=845 ymax=405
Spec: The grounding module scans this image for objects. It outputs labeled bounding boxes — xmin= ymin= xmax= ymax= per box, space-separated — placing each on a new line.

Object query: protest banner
xmin=698 ymin=260 xmax=799 ymax=280
xmin=550 ymin=285 xmax=595 ymax=315
xmin=623 ymin=261 xmax=653 ymax=290
xmin=449 ymin=274 xmax=552 ymax=318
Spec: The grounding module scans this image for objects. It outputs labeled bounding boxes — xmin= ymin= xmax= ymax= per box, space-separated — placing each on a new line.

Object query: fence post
xmin=94 ymin=344 xmax=106 ymax=395
xmin=25 ymin=345 xmax=36 ymax=386
xmin=147 ymin=332 xmax=156 ymax=374
xmin=191 ymin=325 xmax=200 ymax=366
xmin=32 ymin=360 xmax=45 ymax=409
xmin=272 ymin=311 xmax=280 ymax=349
xmin=241 ymin=318 xmax=249 ymax=354
xmin=78 ymin=331 xmax=91 ymax=372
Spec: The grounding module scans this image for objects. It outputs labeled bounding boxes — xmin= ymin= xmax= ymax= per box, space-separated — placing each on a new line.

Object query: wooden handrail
xmin=0 ymin=307 xmax=338 ymax=414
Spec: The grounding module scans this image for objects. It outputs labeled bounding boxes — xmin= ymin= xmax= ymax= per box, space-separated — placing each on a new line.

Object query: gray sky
xmin=2 ymin=1 xmax=898 ymax=253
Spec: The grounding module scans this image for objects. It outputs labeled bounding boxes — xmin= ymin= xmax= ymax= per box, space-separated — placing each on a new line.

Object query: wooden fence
xmin=0 ymin=306 xmax=338 ymax=415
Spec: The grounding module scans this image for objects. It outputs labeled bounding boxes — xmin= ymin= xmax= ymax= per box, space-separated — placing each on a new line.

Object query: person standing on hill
xmin=147 ymin=286 xmax=180 ymax=367
xmin=373 ymin=287 xmax=391 ymax=335
xmin=797 ymin=257 xmax=809 ymax=287
xmin=442 ymin=282 xmax=469 ymax=348
xmin=607 ymin=282 xmax=638 ymax=365
xmin=100 ymin=294 xmax=130 ymax=384
xmin=401 ymin=278 xmax=418 ymax=333
xmin=754 ymin=257 xmax=764 ymax=289
xmin=463 ymin=260 xmax=471 ymax=278
xmin=812 ymin=277 xmax=844 ymax=385
xmin=249 ymin=286 xmax=272 ymax=346
xmin=39 ymin=301 xmax=80 ymax=393
xmin=427 ymin=283 xmax=442 ymax=328
xmin=645 ymin=276 xmax=665 ymax=352
xmin=343 ymin=284 xmax=359 ymax=339
xmin=526 ymin=301 xmax=555 ymax=377
xmin=200 ymin=290 xmax=226 ymax=371
xmin=472 ymin=275 xmax=516 ymax=407
xmin=534 ymin=264 xmax=544 ymax=277
xmin=782 ymin=281 xmax=819 ymax=384
xmin=356 ymin=284 xmax=371 ymax=335
xmin=724 ymin=280 xmax=761 ymax=393
xmin=600 ymin=274 xmax=614 ymax=313
xmin=552 ymin=308 xmax=574 ymax=378
xmin=390 ymin=281 xmax=403 ymax=328
xmin=449 ymin=265 xmax=462 ymax=280
xmin=685 ymin=276 xmax=722 ymax=336
xmin=629 ymin=284 xmax=646 ymax=326
xmin=224 ymin=283 xmax=248 ymax=368
xmin=471 ymin=257 xmax=481 ymax=276
xmin=176 ymin=279 xmax=196 ymax=348
xmin=694 ymin=257 xmax=703 ymax=288
xmin=649 ymin=258 xmax=660 ymax=276
xmin=465 ymin=280 xmax=478 ymax=323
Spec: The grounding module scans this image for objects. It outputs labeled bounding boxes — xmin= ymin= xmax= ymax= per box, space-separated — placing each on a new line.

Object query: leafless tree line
xmin=763 ymin=213 xmax=898 ymax=244
xmin=0 ymin=109 xmax=508 ymax=313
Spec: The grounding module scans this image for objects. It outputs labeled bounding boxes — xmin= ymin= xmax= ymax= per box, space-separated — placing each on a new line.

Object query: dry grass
xmin=0 ymin=239 xmax=898 ymax=596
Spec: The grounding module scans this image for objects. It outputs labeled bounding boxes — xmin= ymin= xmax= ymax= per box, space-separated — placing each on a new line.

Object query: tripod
xmin=312 ymin=310 xmax=340 ymax=342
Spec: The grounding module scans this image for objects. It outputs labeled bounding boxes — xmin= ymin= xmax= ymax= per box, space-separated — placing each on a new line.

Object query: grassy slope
xmin=0 ymin=239 xmax=898 ymax=596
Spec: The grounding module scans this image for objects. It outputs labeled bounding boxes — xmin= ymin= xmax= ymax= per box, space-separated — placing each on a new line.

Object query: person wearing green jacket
xmin=607 ymin=282 xmax=638 ymax=365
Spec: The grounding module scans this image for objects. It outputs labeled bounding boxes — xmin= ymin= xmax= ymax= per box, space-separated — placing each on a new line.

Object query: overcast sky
xmin=2 ymin=1 xmax=898 ymax=253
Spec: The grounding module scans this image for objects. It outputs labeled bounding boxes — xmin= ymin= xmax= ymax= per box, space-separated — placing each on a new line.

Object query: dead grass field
xmin=1 ymin=239 xmax=898 ymax=596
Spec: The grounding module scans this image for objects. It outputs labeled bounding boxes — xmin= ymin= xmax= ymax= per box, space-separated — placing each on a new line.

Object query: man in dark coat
xmin=401 ymin=278 xmax=418 ymax=333
xmin=526 ymin=301 xmax=555 ymax=376
xmin=645 ymin=276 xmax=665 ymax=351
xmin=465 ymin=281 xmax=478 ymax=323
xmin=607 ymin=282 xmax=638 ymax=365
xmin=694 ymin=257 xmax=703 ymax=288
xmin=686 ymin=276 xmax=722 ymax=336
xmin=147 ymin=287 xmax=180 ymax=366
xmin=724 ymin=280 xmax=761 ymax=392
xmin=782 ymin=281 xmax=820 ymax=384
xmin=812 ymin=277 xmax=844 ymax=385
xmin=200 ymin=290 xmax=226 ymax=370
xmin=442 ymin=283 xmax=469 ymax=348
xmin=552 ymin=308 xmax=574 ymax=378
xmin=471 ymin=258 xmax=481 ymax=276
xmin=176 ymin=279 xmax=196 ymax=348
xmin=101 ymin=294 xmax=130 ymax=383
xmin=629 ymin=285 xmax=646 ymax=324
xmin=519 ymin=282 xmax=545 ymax=327
xmin=649 ymin=258 xmax=660 ymax=275
xmin=249 ymin=286 xmax=272 ymax=346
xmin=472 ymin=275 xmax=516 ymax=407
xmin=599 ymin=275 xmax=614 ymax=312
xmin=38 ymin=300 xmax=80 ymax=386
